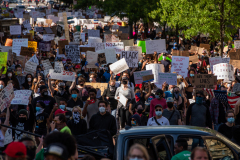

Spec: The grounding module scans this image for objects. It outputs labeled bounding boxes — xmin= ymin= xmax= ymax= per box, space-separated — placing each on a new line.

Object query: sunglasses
xmin=155 ymin=109 xmax=162 ymax=111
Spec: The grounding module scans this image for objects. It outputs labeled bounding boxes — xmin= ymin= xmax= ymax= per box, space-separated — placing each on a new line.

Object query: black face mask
xmin=27 ymin=147 xmax=36 ymax=160
xmin=79 ymin=83 xmax=84 ymax=87
xmin=137 ymin=109 xmax=143 ymax=114
xmin=167 ymin=103 xmax=174 ymax=108
xmin=18 ymin=117 xmax=27 ymax=123
xmin=122 ymin=80 xmax=127 ymax=85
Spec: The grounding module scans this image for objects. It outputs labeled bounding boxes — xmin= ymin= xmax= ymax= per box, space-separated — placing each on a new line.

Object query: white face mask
xmin=89 ymin=78 xmax=93 ymax=82
xmin=99 ymin=107 xmax=105 ymax=113
xmin=8 ymin=73 xmax=12 ymax=77
xmin=163 ymin=56 xmax=166 ymax=59
xmin=27 ymin=78 xmax=31 ymax=82
xmin=238 ymin=73 xmax=240 ymax=76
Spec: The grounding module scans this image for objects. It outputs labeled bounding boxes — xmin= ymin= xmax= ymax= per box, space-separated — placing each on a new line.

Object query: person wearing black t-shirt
xmin=129 ymin=83 xmax=151 ymax=115
xmin=59 ymin=98 xmax=72 ymax=121
xmin=35 ymin=101 xmax=49 ymax=136
xmin=160 ymin=54 xmax=171 ymax=72
xmin=218 ymin=110 xmax=235 ymax=139
xmin=67 ymin=88 xmax=83 ymax=108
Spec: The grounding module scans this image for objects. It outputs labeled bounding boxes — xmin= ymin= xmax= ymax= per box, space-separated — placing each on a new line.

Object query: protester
xmin=218 ymin=110 xmax=235 ymax=139
xmin=19 ymin=136 xmax=37 ymax=160
xmin=190 ymin=147 xmax=209 ymax=160
xmin=149 ymin=89 xmax=167 ymax=118
xmin=147 ymin=104 xmax=170 ymax=126
xmin=127 ymin=143 xmax=150 ymax=160
xmin=50 ymin=113 xmax=71 ymax=135
xmin=4 ymin=142 xmax=27 ymax=160
xmin=67 ymin=88 xmax=84 ymax=108
xmin=172 ymin=139 xmax=191 ymax=160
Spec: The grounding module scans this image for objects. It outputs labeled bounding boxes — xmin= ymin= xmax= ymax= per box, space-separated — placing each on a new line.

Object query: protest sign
xmin=158 ymin=73 xmax=177 ymax=85
xmin=104 ymin=34 xmax=119 ymax=42
xmin=209 ymin=57 xmax=222 ymax=72
xmin=230 ymin=60 xmax=240 ymax=68
xmin=193 ymin=74 xmax=215 ymax=90
xmin=96 ymin=49 xmax=117 ymax=64
xmin=81 ymin=33 xmax=85 ymax=42
xmin=222 ymin=57 xmax=230 ymax=64
xmin=11 ymin=90 xmax=32 ymax=105
xmin=58 ymin=40 xmax=69 ymax=55
xmin=145 ymin=39 xmax=166 ymax=54
xmin=24 ymin=61 xmax=38 ymax=75
xmin=105 ymin=42 xmax=124 ymax=54
xmin=88 ymin=37 xmax=102 ymax=45
xmin=120 ymin=51 xmax=138 ymax=68
xmin=73 ymin=32 xmax=80 ymax=42
xmin=125 ymin=46 xmax=142 ymax=60
xmin=86 ymin=51 xmax=98 ymax=68
xmin=119 ymin=33 xmax=129 ymax=40
xmin=189 ymin=55 xmax=199 ymax=63
xmin=5 ymin=39 xmax=13 ymax=46
xmin=49 ymin=69 xmax=76 ymax=81
xmin=80 ymin=47 xmax=95 ymax=54
xmin=104 ymin=16 xmax=111 ymax=22
xmin=137 ymin=40 xmax=146 ymax=53
xmin=43 ymin=34 xmax=55 ymax=41
xmin=85 ymin=82 xmax=108 ymax=95
xmin=98 ymin=53 xmax=106 ymax=65
xmin=54 ymin=62 xmax=64 ymax=73
xmin=110 ymin=58 xmax=129 ymax=74
xmin=171 ymin=56 xmax=189 ymax=78
xmin=88 ymin=30 xmax=100 ymax=37
xmin=12 ymin=39 xmax=28 ymax=56
xmin=121 ymin=39 xmax=133 ymax=47
xmin=190 ymin=46 xmax=198 ymax=52
xmin=65 ymin=45 xmax=80 ymax=63
xmin=35 ymin=27 xmax=44 ymax=32
xmin=233 ymin=83 xmax=240 ymax=92
xmin=28 ymin=41 xmax=37 ymax=52
xmin=39 ymin=41 xmax=51 ymax=51
xmin=42 ymin=59 xmax=53 ymax=76
xmin=133 ymin=70 xmax=153 ymax=84
xmin=172 ymin=50 xmax=180 ymax=56
xmin=234 ymin=40 xmax=240 ymax=49
xmin=10 ymin=25 xmax=21 ymax=35
xmin=63 ymin=12 xmax=70 ymax=42
xmin=20 ymin=47 xmax=34 ymax=57
xmin=90 ymin=43 xmax=105 ymax=51
xmin=28 ymin=54 xmax=39 ymax=65
xmin=213 ymin=63 xmax=234 ymax=81
xmin=116 ymin=93 xmax=128 ymax=106
xmin=199 ymin=44 xmax=210 ymax=51
xmin=142 ymin=75 xmax=154 ymax=82
xmin=229 ymin=52 xmax=240 ymax=60
xmin=44 ymin=27 xmax=53 ymax=34
xmin=198 ymin=47 xmax=204 ymax=55
xmin=0 ymin=52 xmax=8 ymax=74
xmin=0 ymin=83 xmax=14 ymax=112
xmin=146 ymin=64 xmax=164 ymax=83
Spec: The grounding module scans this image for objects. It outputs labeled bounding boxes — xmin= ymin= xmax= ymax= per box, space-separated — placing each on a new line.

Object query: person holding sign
xmin=160 ymin=53 xmax=171 ymax=72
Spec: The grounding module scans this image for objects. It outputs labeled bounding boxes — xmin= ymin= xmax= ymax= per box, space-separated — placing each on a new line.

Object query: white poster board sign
xmin=145 ymin=39 xmax=166 ymax=54
xmin=10 ymin=25 xmax=21 ymax=35
xmin=43 ymin=34 xmax=55 ymax=41
xmin=171 ymin=56 xmax=189 ymax=78
xmin=125 ymin=46 xmax=143 ymax=61
xmin=133 ymin=70 xmax=153 ymax=84
xmin=234 ymin=40 xmax=240 ymax=49
xmin=213 ymin=63 xmax=234 ymax=81
xmin=0 ymin=83 xmax=14 ymax=112
xmin=105 ymin=42 xmax=124 ymax=54
xmin=146 ymin=64 xmax=164 ymax=83
xmin=11 ymin=90 xmax=32 ymax=105
xmin=86 ymin=51 xmax=98 ymax=68
xmin=90 ymin=43 xmax=105 ymax=51
xmin=28 ymin=54 xmax=39 ymax=65
xmin=209 ymin=57 xmax=224 ymax=72
xmin=49 ymin=69 xmax=76 ymax=81
xmin=158 ymin=73 xmax=177 ymax=85
xmin=88 ymin=29 xmax=100 ymax=37
xmin=24 ymin=61 xmax=38 ymax=75
xmin=120 ymin=51 xmax=138 ymax=68
xmin=96 ymin=49 xmax=117 ymax=64
xmin=12 ymin=39 xmax=28 ymax=56
xmin=109 ymin=58 xmax=129 ymax=74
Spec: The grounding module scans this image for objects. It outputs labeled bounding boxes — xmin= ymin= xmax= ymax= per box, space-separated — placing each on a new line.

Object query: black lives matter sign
xmin=121 ymin=51 xmax=138 ymax=68
xmin=65 ymin=45 xmax=80 ymax=64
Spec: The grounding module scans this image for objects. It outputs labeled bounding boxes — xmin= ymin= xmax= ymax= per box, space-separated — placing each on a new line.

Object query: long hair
xmin=70 ymin=106 xmax=84 ymax=120
xmin=127 ymin=144 xmax=150 ymax=160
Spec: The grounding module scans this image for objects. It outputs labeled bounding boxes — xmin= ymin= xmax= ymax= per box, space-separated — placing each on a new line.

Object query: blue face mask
xmin=155 ymin=95 xmax=160 ymax=99
xmin=227 ymin=117 xmax=235 ymax=123
xmin=196 ymin=97 xmax=203 ymax=105
xmin=135 ymin=93 xmax=141 ymax=98
xmin=36 ymin=107 xmax=41 ymax=112
xmin=72 ymin=94 xmax=77 ymax=98
xmin=77 ymin=73 xmax=82 ymax=77
xmin=190 ymin=74 xmax=194 ymax=77
xmin=59 ymin=105 xmax=65 ymax=110
xmin=155 ymin=111 xmax=162 ymax=116
xmin=131 ymin=120 xmax=137 ymax=126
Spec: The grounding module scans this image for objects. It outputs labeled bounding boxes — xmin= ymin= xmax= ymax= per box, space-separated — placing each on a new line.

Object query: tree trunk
xmin=128 ymin=20 xmax=133 ymax=39
xmin=220 ymin=0 xmax=225 ymax=57
xmin=144 ymin=22 xmax=148 ymax=39
xmin=176 ymin=23 xmax=179 ymax=44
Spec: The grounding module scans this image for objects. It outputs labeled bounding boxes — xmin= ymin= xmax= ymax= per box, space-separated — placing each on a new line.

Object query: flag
xmin=213 ymin=90 xmax=231 ymax=109
xmin=203 ymin=88 xmax=215 ymax=97
xmin=227 ymin=95 xmax=240 ymax=108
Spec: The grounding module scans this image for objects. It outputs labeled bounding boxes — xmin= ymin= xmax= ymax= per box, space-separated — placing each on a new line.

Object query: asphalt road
xmin=9 ymin=1 xmax=47 ymax=8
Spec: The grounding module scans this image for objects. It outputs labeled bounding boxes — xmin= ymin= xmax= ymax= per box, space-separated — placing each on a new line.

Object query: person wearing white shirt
xmin=115 ymin=72 xmax=134 ymax=90
xmin=147 ymin=104 xmax=170 ymax=126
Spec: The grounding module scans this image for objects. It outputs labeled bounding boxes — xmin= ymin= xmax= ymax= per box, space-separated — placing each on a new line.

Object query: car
xmin=76 ymin=126 xmax=240 ymax=160
xmin=26 ymin=6 xmax=35 ymax=12
xmin=16 ymin=5 xmax=25 ymax=11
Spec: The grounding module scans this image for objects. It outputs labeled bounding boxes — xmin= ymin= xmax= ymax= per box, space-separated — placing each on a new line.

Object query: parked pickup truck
xmin=76 ymin=126 xmax=240 ymax=160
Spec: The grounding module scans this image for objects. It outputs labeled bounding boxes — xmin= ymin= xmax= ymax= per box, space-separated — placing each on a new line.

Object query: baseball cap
xmin=4 ymin=142 xmax=27 ymax=158
xmin=156 ymin=89 xmax=163 ymax=95
xmin=44 ymin=143 xmax=69 ymax=160
xmin=166 ymin=97 xmax=174 ymax=103
xmin=75 ymin=65 xmax=80 ymax=69
xmin=55 ymin=109 xmax=67 ymax=115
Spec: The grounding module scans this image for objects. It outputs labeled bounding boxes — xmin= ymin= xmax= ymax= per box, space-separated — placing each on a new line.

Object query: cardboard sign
xmin=181 ymin=51 xmax=189 ymax=57
xmin=110 ymin=58 xmax=129 ymax=74
xmin=104 ymin=34 xmax=119 ymax=42
xmin=145 ymin=39 xmax=166 ymax=54
xmin=0 ymin=52 xmax=8 ymax=74
xmin=171 ymin=56 xmax=189 ymax=78
xmin=88 ymin=29 xmax=100 ymax=37
xmin=229 ymin=52 xmax=240 ymax=60
xmin=234 ymin=40 xmax=240 ymax=49
xmin=142 ymin=74 xmax=154 ymax=82
xmin=121 ymin=39 xmax=133 ymax=47
xmin=146 ymin=64 xmax=164 ymax=83
xmin=5 ymin=39 xmax=13 ymax=46
xmin=120 ymin=51 xmax=138 ymax=68
xmin=190 ymin=46 xmax=198 ymax=52
xmin=189 ymin=55 xmax=199 ymax=64
xmin=86 ymin=51 xmax=98 ymax=68
xmin=85 ymin=82 xmax=108 ymax=95
xmin=24 ymin=61 xmax=38 ymax=75
xmin=80 ymin=47 xmax=95 ymax=53
xmin=213 ymin=63 xmax=234 ymax=81
xmin=11 ymin=90 xmax=32 ymax=105
xmin=10 ymin=25 xmax=21 ymax=35
xmin=119 ymin=33 xmax=129 ymax=40
xmin=198 ymin=47 xmax=205 ymax=55
xmin=28 ymin=41 xmax=37 ymax=52
xmin=158 ymin=73 xmax=177 ymax=85
xmin=20 ymin=47 xmax=34 ymax=57
xmin=65 ymin=45 xmax=80 ymax=63
xmin=172 ymin=50 xmax=180 ymax=56
xmin=133 ymin=70 xmax=153 ymax=84
xmin=193 ymin=74 xmax=215 ymax=90
xmin=49 ymin=69 xmax=76 ymax=81
xmin=39 ymin=41 xmax=51 ymax=51
xmin=98 ymin=53 xmax=106 ymax=65
xmin=63 ymin=12 xmax=70 ymax=42
xmin=96 ymin=49 xmax=117 ymax=64
xmin=105 ymin=42 xmax=124 ymax=54
xmin=199 ymin=44 xmax=210 ymax=51
xmin=54 ymin=62 xmax=64 ymax=73
xmin=12 ymin=39 xmax=28 ymax=56
xmin=230 ymin=60 xmax=240 ymax=68
xmin=58 ymin=40 xmax=69 ymax=55
xmin=0 ymin=83 xmax=14 ymax=112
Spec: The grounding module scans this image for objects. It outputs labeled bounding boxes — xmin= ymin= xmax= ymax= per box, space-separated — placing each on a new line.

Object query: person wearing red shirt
xmin=149 ymin=89 xmax=167 ymax=118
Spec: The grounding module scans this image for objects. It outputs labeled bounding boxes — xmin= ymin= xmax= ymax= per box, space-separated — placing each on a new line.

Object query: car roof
xmin=119 ymin=125 xmax=217 ymax=136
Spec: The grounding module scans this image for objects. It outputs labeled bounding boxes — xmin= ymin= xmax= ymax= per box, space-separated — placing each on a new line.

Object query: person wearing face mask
xmin=35 ymin=102 xmax=49 ymax=136
xmin=186 ymin=91 xmax=212 ymax=128
xmin=0 ymin=103 xmax=10 ymax=150
xmin=19 ymin=136 xmax=37 ymax=160
xmin=101 ymin=65 xmax=111 ymax=83
xmin=32 ymin=85 xmax=56 ymax=115
xmin=162 ymin=97 xmax=182 ymax=125
xmin=67 ymin=88 xmax=83 ymax=108
xmin=15 ymin=65 xmax=25 ymax=89
xmin=218 ymin=110 xmax=235 ymax=139
xmin=147 ymin=104 xmax=169 ymax=126
xmin=57 ymin=98 xmax=72 ymax=121
xmin=0 ymin=80 xmax=5 ymax=92
xmin=67 ymin=106 xmax=87 ymax=136
xmin=2 ymin=69 xmax=20 ymax=90
xmin=131 ymin=103 xmax=148 ymax=126
xmin=114 ymin=72 xmax=134 ymax=90
xmin=89 ymin=101 xmax=117 ymax=136
xmin=88 ymin=73 xmax=101 ymax=99
xmin=128 ymin=114 xmax=141 ymax=127
xmin=22 ymin=74 xmax=33 ymax=90
xmin=102 ymin=80 xmax=118 ymax=117
xmin=76 ymin=77 xmax=89 ymax=102
xmin=149 ymin=89 xmax=167 ymax=118
xmin=160 ymin=53 xmax=171 ymax=72
xmin=185 ymin=69 xmax=195 ymax=100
